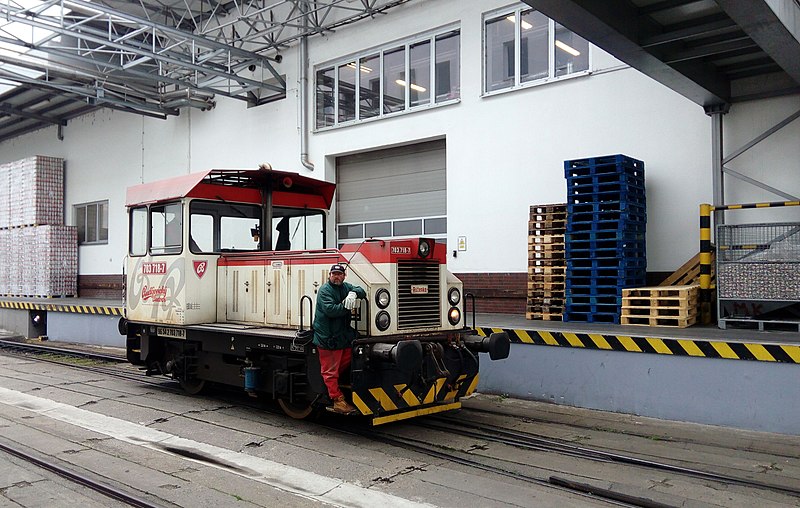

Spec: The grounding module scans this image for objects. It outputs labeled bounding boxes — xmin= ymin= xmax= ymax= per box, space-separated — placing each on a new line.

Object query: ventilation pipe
xmin=299 ymin=12 xmax=314 ymax=171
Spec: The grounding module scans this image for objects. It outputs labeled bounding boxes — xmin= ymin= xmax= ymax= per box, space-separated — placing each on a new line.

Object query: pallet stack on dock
xmin=527 ymin=204 xmax=566 ymax=320
xmin=563 ymin=155 xmax=647 ymax=323
xmin=0 ymin=156 xmax=77 ymax=297
xmin=621 ymin=284 xmax=699 ymax=327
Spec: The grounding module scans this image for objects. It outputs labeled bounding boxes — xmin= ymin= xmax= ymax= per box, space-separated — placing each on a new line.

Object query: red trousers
xmin=318 ymin=348 xmax=352 ymax=400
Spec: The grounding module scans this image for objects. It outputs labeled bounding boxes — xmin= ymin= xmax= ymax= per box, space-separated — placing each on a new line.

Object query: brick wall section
xmin=78 ymin=274 xmax=124 ymax=299
xmin=454 ymin=272 xmax=527 ymax=314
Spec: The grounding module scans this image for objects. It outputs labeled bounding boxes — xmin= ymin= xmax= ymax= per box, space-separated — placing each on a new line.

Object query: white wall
xmin=0 ymin=0 xmax=797 ymax=279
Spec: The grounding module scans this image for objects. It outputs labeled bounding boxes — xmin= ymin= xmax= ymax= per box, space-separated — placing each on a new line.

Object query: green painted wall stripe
xmin=475 ymin=327 xmax=800 ymax=365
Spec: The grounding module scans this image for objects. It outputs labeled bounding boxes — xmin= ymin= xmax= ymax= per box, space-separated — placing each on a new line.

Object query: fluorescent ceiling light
xmin=555 ymin=39 xmax=581 ymax=56
xmin=395 ymin=79 xmax=426 ymax=92
xmin=506 ymin=15 xmax=532 ymax=30
xmin=346 ymin=62 xmax=372 ymax=73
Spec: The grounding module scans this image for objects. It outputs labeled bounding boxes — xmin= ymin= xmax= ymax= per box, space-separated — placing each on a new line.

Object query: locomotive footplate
xmin=348 ymin=333 xmax=491 ymax=426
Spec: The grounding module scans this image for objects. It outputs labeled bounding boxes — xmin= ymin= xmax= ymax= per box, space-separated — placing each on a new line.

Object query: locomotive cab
xmin=121 ymin=166 xmax=509 ymax=425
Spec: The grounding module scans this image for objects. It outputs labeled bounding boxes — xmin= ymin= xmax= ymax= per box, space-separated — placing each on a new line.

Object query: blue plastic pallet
xmin=566 ymin=280 xmax=646 ymax=291
xmin=567 ymin=201 xmax=647 ymax=215
xmin=568 ymin=188 xmax=647 ymax=202
xmin=568 ymin=195 xmax=647 ymax=207
xmin=567 ymin=267 xmax=647 ymax=279
xmin=565 ymin=154 xmax=644 ymax=172
xmin=567 ymin=175 xmax=645 ymax=189
xmin=566 ymin=220 xmax=646 ymax=234
xmin=562 ymin=311 xmax=620 ymax=324
xmin=567 ymin=257 xmax=648 ymax=269
xmin=565 ymin=294 xmax=621 ymax=306
xmin=565 ymin=172 xmax=645 ymax=187
xmin=568 ymin=210 xmax=647 ymax=224
xmin=566 ymin=229 xmax=646 ymax=241
xmin=564 ymin=286 xmax=636 ymax=297
xmin=566 ymin=242 xmax=645 ymax=252
xmin=564 ymin=302 xmax=620 ymax=314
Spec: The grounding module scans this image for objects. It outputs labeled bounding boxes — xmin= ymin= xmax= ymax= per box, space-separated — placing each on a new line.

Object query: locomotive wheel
xmin=179 ymin=377 xmax=206 ymax=395
xmin=277 ymin=398 xmax=315 ymax=419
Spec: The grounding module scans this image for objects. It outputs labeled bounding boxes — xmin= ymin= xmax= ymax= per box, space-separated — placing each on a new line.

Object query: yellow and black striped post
xmin=699 ymin=199 xmax=800 ymax=325
xmin=699 ymin=204 xmax=713 ymax=325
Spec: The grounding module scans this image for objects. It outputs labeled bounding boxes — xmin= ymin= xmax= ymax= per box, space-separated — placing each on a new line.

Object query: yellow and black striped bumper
xmin=476 ymin=327 xmax=800 ymax=365
xmin=352 ymin=374 xmax=479 ymax=425
xmin=0 ymin=300 xmax=123 ymax=316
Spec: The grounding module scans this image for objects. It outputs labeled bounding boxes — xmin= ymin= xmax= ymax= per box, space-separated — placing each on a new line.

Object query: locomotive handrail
xmin=299 ymin=295 xmax=313 ymax=331
xmin=465 ymin=292 xmax=476 ymax=330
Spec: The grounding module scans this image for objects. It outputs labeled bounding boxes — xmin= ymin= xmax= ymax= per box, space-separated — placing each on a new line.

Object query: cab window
xmin=189 ymin=200 xmax=261 ymax=253
xmin=129 ymin=206 xmax=148 ymax=256
xmin=151 ymin=203 xmax=182 ymax=255
xmin=272 ymin=208 xmax=326 ymax=251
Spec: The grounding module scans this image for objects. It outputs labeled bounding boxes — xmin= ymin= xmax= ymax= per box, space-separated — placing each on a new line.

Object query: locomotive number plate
xmin=157 ymin=327 xmax=186 ymax=339
xmin=411 ymin=284 xmax=429 ymax=295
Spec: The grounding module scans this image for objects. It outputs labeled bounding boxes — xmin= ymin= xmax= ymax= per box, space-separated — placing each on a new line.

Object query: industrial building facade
xmin=1 ymin=0 xmax=798 ymax=312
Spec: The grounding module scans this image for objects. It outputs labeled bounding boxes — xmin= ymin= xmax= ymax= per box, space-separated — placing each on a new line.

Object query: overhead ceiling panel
xmin=523 ymin=0 xmax=800 ymax=109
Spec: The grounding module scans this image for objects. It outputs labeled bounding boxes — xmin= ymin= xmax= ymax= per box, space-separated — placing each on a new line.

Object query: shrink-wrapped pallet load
xmin=0 ymin=156 xmax=76 ymax=297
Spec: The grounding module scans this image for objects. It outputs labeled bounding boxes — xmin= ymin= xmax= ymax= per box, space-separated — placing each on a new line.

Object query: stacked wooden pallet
xmin=621 ymin=284 xmax=699 ymax=328
xmin=527 ymin=204 xmax=566 ymax=320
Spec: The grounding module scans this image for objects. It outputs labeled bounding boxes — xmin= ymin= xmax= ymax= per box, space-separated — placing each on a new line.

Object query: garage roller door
xmin=336 ymin=139 xmax=446 ymax=243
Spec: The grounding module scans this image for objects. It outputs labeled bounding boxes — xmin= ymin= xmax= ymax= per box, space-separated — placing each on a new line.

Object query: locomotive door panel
xmin=290 ymin=265 xmax=321 ymax=328
xmin=226 ymin=266 xmax=265 ymax=323
xmin=265 ymin=261 xmax=288 ymax=326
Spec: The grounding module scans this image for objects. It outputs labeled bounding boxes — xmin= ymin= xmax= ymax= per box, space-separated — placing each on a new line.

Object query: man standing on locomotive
xmin=313 ymin=264 xmax=367 ymax=414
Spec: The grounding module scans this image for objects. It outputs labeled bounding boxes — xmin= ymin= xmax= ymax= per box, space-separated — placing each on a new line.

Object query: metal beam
xmin=0 ymin=103 xmax=67 ymax=126
xmin=715 ymin=0 xmax=800 ymax=85
xmin=523 ymin=0 xmax=731 ymax=107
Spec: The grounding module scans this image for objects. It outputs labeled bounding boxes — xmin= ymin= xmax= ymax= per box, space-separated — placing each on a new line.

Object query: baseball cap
xmin=330 ymin=263 xmax=346 ymax=273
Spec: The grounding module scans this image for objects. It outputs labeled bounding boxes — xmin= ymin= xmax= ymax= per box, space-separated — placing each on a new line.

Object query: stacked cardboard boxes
xmin=0 ymin=156 xmax=77 ymax=297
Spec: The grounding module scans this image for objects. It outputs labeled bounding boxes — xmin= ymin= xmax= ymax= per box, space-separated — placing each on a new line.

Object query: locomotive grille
xmin=397 ymin=260 xmax=441 ymax=329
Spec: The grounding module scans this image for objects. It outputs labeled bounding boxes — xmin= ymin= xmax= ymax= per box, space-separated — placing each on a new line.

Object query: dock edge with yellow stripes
xmin=476 ymin=327 xmax=800 ymax=365
xmin=0 ymin=300 xmax=123 ymax=316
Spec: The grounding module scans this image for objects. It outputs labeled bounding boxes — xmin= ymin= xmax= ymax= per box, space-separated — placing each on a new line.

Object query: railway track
xmin=0 ymin=439 xmax=165 ymax=508
xmin=2 ymin=339 xmax=797 ymax=507
xmin=419 ymin=415 xmax=800 ymax=498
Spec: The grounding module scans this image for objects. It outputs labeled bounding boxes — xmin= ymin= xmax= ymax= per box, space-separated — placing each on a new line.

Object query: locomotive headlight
xmin=448 ymin=307 xmax=461 ymax=325
xmin=375 ymin=311 xmax=391 ymax=331
xmin=375 ymin=288 xmax=391 ymax=309
xmin=448 ymin=287 xmax=461 ymax=305
xmin=418 ymin=238 xmax=431 ymax=258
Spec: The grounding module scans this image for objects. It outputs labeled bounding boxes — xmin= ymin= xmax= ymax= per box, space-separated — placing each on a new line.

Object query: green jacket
xmin=313 ymin=281 xmax=367 ymax=350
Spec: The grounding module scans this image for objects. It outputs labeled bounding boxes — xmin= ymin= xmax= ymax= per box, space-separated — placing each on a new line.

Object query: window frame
xmin=315 ymin=26 xmax=460 ymax=130
xmin=74 ymin=200 xmax=109 ymax=245
xmin=483 ymin=7 xmax=591 ymax=95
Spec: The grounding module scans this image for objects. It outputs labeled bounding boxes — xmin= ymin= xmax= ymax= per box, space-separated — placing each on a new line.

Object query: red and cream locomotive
xmin=119 ymin=166 xmax=509 ymax=425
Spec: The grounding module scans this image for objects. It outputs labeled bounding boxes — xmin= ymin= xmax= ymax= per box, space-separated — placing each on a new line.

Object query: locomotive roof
xmin=125 ymin=167 xmax=336 ymax=208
